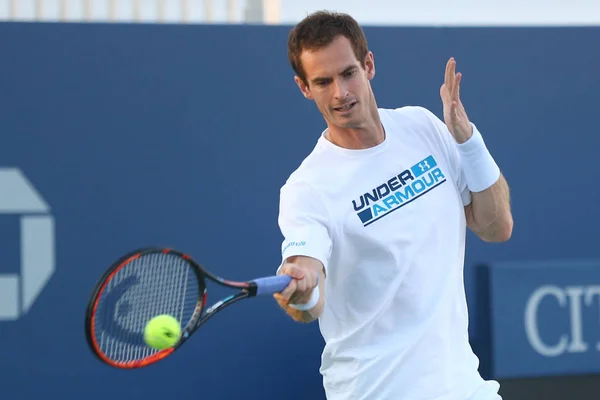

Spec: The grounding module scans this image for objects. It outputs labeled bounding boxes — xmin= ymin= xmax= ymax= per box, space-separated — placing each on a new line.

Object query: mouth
xmin=333 ymin=101 xmax=357 ymax=113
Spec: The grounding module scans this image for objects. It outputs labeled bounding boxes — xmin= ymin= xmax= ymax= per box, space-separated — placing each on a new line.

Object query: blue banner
xmin=478 ymin=260 xmax=600 ymax=379
xmin=0 ymin=21 xmax=599 ymax=399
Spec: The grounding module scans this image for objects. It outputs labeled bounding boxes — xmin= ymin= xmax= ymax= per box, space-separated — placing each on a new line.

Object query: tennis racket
xmin=84 ymin=247 xmax=292 ymax=369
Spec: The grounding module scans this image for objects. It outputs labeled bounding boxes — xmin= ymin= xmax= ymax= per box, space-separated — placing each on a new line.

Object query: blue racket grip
xmin=253 ymin=275 xmax=293 ymax=296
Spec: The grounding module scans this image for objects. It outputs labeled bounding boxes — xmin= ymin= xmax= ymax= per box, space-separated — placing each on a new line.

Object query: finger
xmin=289 ymin=280 xmax=310 ymax=303
xmin=302 ymin=271 xmax=318 ymax=292
xmin=290 ymin=287 xmax=313 ymax=305
xmin=444 ymin=57 xmax=455 ymax=93
xmin=279 ymin=280 xmax=297 ymax=301
xmin=280 ymin=264 xmax=305 ymax=280
xmin=296 ymin=274 xmax=316 ymax=297
xmin=273 ymin=293 xmax=289 ymax=307
xmin=289 ymin=273 xmax=317 ymax=304
xmin=273 ymin=293 xmax=285 ymax=304
xmin=454 ymin=72 xmax=462 ymax=101
xmin=440 ymin=85 xmax=454 ymax=112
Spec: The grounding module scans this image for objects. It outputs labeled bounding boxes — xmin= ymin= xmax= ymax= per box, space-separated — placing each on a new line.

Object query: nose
xmin=333 ymin=78 xmax=349 ymax=101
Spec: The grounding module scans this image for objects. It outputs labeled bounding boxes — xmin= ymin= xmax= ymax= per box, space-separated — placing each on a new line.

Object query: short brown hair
xmin=287 ymin=11 xmax=369 ymax=86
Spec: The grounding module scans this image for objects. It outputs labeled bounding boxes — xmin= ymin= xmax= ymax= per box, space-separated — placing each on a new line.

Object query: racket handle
xmin=253 ymin=275 xmax=293 ymax=296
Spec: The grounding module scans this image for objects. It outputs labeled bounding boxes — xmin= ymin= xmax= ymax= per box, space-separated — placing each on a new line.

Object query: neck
xmin=325 ymin=107 xmax=385 ymax=150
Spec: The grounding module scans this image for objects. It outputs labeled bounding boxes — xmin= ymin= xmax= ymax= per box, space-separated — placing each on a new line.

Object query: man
xmin=273 ymin=10 xmax=513 ymax=400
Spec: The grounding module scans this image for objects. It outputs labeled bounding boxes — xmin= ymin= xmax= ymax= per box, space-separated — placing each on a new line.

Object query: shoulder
xmin=278 ymin=140 xmax=335 ymax=223
xmin=279 ymin=142 xmax=324 ymax=200
xmin=280 ymin=135 xmax=334 ymax=192
xmin=278 ymin=172 xmax=331 ymax=228
xmin=380 ymin=106 xmax=454 ymax=152
xmin=379 ymin=105 xmax=444 ymax=130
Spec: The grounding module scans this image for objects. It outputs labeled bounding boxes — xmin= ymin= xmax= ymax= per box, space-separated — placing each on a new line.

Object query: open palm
xmin=440 ymin=57 xmax=473 ymax=144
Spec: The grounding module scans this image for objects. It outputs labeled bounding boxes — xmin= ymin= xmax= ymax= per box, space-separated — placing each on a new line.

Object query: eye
xmin=344 ymin=69 xmax=356 ymax=78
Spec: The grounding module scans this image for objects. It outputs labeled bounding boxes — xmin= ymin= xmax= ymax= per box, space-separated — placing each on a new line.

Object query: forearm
xmin=467 ymin=173 xmax=513 ymax=242
xmin=457 ymin=124 xmax=513 ymax=242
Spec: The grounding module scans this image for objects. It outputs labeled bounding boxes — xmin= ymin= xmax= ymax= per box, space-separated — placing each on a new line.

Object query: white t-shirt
xmin=277 ymin=106 xmax=501 ymax=400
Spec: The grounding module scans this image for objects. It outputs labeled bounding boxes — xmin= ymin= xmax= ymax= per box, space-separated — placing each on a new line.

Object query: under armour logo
xmin=419 ymin=161 xmax=430 ymax=172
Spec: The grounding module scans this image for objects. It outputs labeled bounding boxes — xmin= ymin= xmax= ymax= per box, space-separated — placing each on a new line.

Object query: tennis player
xmin=274 ymin=11 xmax=513 ymax=400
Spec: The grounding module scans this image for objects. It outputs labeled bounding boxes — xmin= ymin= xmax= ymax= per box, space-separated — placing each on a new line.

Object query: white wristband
xmin=289 ymin=285 xmax=320 ymax=311
xmin=456 ymin=124 xmax=501 ymax=192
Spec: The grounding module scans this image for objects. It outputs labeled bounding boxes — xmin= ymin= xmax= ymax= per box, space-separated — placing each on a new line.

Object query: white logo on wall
xmin=0 ymin=168 xmax=55 ymax=321
xmin=525 ymin=284 xmax=600 ymax=357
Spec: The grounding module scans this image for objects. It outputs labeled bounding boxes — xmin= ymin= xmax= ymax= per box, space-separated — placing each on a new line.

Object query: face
xmin=295 ymin=35 xmax=376 ymax=130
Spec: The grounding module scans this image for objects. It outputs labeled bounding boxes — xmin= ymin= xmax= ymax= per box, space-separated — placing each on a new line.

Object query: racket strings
xmin=93 ymin=253 xmax=201 ymax=363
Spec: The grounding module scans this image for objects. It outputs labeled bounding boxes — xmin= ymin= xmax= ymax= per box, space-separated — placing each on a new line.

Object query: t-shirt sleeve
xmin=276 ymin=180 xmax=332 ymax=274
xmin=417 ymin=107 xmax=472 ymax=206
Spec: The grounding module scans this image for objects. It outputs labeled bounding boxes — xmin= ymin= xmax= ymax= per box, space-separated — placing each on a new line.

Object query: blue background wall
xmin=1 ymin=22 xmax=599 ymax=399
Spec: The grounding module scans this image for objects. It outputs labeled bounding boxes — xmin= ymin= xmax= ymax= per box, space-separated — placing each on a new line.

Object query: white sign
xmin=525 ymin=284 xmax=600 ymax=357
xmin=0 ymin=168 xmax=55 ymax=321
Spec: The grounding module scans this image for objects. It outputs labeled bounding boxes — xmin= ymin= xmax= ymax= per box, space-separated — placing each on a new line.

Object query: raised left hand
xmin=440 ymin=57 xmax=473 ymax=144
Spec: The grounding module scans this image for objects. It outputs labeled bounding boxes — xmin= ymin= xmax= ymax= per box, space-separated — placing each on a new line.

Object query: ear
xmin=364 ymin=51 xmax=375 ymax=80
xmin=294 ymin=76 xmax=314 ymax=100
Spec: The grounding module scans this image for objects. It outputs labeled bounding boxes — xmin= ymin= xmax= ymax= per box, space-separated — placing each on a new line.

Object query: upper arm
xmin=277 ymin=181 xmax=332 ymax=277
xmin=276 ymin=182 xmax=331 ymax=321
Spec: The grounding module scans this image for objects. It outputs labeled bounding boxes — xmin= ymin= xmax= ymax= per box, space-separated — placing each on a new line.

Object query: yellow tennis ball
xmin=143 ymin=315 xmax=181 ymax=350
